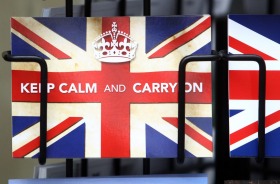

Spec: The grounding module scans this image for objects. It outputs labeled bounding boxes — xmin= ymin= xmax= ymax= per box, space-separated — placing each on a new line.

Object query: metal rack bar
xmin=143 ymin=159 xmax=150 ymax=175
xmin=119 ymin=0 xmax=126 ymax=16
xmin=144 ymin=0 xmax=151 ymax=16
xmin=81 ymin=159 xmax=88 ymax=177
xmin=65 ymin=0 xmax=75 ymax=176
xmin=2 ymin=51 xmax=48 ymax=165
xmin=177 ymin=51 xmax=266 ymax=164
xmin=178 ymin=54 xmax=219 ymax=163
xmin=66 ymin=159 xmax=74 ymax=177
xmin=268 ymin=0 xmax=274 ymax=14
xmin=66 ymin=0 xmax=73 ymax=17
xmin=84 ymin=0 xmax=92 ymax=17
xmin=226 ymin=53 xmax=266 ymax=163
xmin=177 ymin=0 xmax=182 ymax=15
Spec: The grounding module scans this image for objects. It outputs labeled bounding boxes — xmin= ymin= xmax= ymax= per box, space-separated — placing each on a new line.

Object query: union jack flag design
xmin=11 ymin=16 xmax=212 ymax=158
xmin=228 ymin=15 xmax=280 ymax=157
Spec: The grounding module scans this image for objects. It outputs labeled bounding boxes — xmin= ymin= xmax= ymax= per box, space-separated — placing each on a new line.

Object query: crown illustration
xmin=93 ymin=22 xmax=138 ymax=63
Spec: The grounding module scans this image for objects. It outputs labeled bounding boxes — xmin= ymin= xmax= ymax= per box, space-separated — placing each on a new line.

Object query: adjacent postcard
xmin=228 ymin=15 xmax=280 ymax=157
xmin=11 ymin=16 xmax=212 ymax=158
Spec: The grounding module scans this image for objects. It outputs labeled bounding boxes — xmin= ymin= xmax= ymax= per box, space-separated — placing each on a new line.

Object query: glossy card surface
xmin=11 ymin=16 xmax=212 ymax=158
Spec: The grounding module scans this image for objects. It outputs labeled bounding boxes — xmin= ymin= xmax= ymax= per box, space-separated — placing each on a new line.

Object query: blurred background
xmin=1 ymin=0 xmax=280 ymax=183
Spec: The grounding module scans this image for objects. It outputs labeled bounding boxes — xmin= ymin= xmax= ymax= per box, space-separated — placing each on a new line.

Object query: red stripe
xmin=230 ymin=110 xmax=280 ymax=145
xmin=11 ymin=18 xmax=71 ymax=59
xmin=230 ymin=121 xmax=257 ymax=145
xmin=186 ymin=124 xmax=212 ymax=152
xmin=12 ymin=70 xmax=212 ymax=103
xmin=163 ymin=117 xmax=212 ymax=152
xmin=229 ymin=36 xmax=276 ymax=61
xmin=229 ymin=70 xmax=280 ymax=100
xmin=149 ymin=17 xmax=211 ymax=59
xmin=13 ymin=117 xmax=83 ymax=158
xmin=100 ymin=17 xmax=131 ymax=158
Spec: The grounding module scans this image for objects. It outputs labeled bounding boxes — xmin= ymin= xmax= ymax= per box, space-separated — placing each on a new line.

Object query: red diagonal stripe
xmin=163 ymin=117 xmax=212 ymax=152
xmin=230 ymin=110 xmax=280 ymax=145
xmin=229 ymin=36 xmax=276 ymax=61
xmin=13 ymin=117 xmax=83 ymax=158
xmin=148 ymin=17 xmax=211 ymax=59
xmin=11 ymin=18 xmax=71 ymax=59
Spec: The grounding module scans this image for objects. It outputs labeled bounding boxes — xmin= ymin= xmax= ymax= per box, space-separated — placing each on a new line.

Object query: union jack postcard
xmin=11 ymin=16 xmax=212 ymax=158
xmin=228 ymin=15 xmax=280 ymax=157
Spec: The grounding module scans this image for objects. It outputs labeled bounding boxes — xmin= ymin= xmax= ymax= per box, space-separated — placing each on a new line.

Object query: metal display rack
xmin=177 ymin=51 xmax=266 ymax=164
xmin=1 ymin=0 xmax=269 ymax=182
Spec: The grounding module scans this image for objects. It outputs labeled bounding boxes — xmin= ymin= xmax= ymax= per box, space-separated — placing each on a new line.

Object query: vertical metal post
xmin=144 ymin=0 xmax=151 ymax=16
xmin=214 ymin=51 xmax=266 ymax=182
xmin=81 ymin=159 xmax=88 ymax=177
xmin=84 ymin=0 xmax=92 ymax=17
xmin=119 ymin=0 xmax=126 ymax=16
xmin=213 ymin=51 xmax=234 ymax=183
xmin=143 ymin=0 xmax=151 ymax=175
xmin=82 ymin=0 xmax=90 ymax=177
xmin=65 ymin=0 xmax=74 ymax=177
xmin=143 ymin=0 xmax=151 ymax=174
xmin=113 ymin=159 xmax=121 ymax=175
xmin=143 ymin=159 xmax=150 ymax=175
xmin=66 ymin=159 xmax=74 ymax=177
xmin=267 ymin=0 xmax=274 ymax=14
xmin=177 ymin=0 xmax=182 ymax=15
xmin=66 ymin=0 xmax=73 ymax=17
xmin=208 ymin=0 xmax=213 ymax=15
xmin=2 ymin=51 xmax=48 ymax=165
xmin=39 ymin=58 xmax=48 ymax=166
